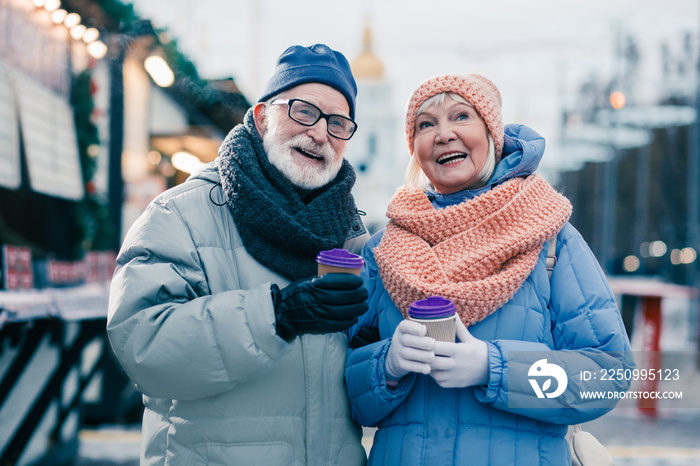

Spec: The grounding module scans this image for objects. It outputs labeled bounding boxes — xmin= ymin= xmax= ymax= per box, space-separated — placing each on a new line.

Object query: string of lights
xmin=30 ymin=0 xmax=108 ymax=59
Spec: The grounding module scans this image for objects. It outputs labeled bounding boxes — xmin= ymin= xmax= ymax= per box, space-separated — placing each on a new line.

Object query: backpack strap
xmin=546 ymin=236 xmax=557 ymax=279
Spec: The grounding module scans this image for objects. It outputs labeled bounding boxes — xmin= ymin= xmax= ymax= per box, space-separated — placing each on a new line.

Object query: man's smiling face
xmin=259 ymin=83 xmax=349 ymax=189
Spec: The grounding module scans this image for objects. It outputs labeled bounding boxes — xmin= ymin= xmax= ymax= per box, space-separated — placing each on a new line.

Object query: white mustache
xmin=287 ymin=134 xmax=336 ymax=161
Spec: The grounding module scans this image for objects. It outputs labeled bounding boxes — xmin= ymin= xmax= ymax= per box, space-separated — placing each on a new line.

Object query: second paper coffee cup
xmin=407 ymin=296 xmax=456 ymax=342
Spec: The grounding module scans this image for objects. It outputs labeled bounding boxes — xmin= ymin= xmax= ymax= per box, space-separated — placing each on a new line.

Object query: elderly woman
xmin=345 ymin=74 xmax=634 ymax=465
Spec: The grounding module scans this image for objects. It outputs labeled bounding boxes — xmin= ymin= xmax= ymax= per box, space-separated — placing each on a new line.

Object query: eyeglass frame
xmin=269 ymin=98 xmax=358 ymax=140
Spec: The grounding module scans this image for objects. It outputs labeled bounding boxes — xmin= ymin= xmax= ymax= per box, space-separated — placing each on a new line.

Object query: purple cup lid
xmin=316 ymin=248 xmax=364 ymax=269
xmin=408 ymin=296 xmax=456 ymax=319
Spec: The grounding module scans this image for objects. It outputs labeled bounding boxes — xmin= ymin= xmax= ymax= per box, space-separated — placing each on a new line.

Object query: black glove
xmin=271 ymin=273 xmax=369 ymax=342
xmin=349 ymin=326 xmax=381 ymax=349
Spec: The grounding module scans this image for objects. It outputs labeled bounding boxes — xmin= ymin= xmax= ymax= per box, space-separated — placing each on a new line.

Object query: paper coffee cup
xmin=316 ymin=249 xmax=364 ymax=276
xmin=407 ymin=296 xmax=456 ymax=342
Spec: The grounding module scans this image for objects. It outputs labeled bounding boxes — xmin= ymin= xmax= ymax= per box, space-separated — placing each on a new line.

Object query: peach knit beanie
xmin=405 ymin=74 xmax=504 ymax=161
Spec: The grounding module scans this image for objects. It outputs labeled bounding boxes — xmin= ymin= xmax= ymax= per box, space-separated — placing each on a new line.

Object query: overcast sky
xmin=129 ymin=0 xmax=699 ymax=172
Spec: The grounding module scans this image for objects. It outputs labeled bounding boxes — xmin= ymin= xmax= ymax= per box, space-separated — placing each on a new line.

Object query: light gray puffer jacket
xmin=107 ymin=162 xmax=369 ymax=466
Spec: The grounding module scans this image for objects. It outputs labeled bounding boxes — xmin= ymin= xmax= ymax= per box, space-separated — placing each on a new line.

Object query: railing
xmin=0 ymin=283 xmax=121 ymax=466
xmin=608 ymin=277 xmax=699 ymax=416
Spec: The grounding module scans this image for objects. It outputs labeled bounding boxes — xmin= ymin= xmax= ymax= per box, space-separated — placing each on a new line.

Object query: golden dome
xmin=351 ymin=27 xmax=384 ymax=80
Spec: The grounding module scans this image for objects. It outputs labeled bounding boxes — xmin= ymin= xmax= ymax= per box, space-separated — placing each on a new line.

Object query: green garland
xmin=70 ymin=68 xmax=115 ymax=257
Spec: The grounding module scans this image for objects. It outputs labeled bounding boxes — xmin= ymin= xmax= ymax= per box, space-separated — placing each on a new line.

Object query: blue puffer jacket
xmin=345 ymin=124 xmax=634 ymax=466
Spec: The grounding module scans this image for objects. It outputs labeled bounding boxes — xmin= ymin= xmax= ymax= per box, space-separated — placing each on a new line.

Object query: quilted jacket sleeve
xmin=345 ymin=232 xmax=417 ymax=426
xmin=474 ymin=223 xmax=635 ymax=424
xmin=107 ymin=197 xmax=291 ymax=401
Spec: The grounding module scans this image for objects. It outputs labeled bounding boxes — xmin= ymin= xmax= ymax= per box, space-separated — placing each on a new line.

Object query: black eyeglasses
xmin=270 ymin=98 xmax=358 ymax=140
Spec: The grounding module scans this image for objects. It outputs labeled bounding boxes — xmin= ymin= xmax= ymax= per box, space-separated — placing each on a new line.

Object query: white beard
xmin=263 ymin=116 xmax=343 ymax=190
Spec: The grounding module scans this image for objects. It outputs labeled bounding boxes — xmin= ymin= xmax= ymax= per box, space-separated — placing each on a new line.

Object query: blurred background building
xmin=0 ymin=0 xmax=248 ymax=464
xmin=344 ymin=23 xmax=403 ymax=233
xmin=556 ymin=28 xmax=699 ymax=288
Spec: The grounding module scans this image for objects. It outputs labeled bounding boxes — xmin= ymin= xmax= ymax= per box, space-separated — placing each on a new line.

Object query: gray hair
xmin=404 ymin=92 xmax=496 ymax=191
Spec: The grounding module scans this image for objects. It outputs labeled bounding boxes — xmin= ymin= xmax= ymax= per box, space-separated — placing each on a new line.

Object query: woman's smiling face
xmin=412 ymin=94 xmax=490 ymax=194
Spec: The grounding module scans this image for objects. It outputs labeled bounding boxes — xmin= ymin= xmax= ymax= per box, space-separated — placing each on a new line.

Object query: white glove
xmin=385 ymin=320 xmax=435 ymax=380
xmin=429 ymin=317 xmax=489 ymax=388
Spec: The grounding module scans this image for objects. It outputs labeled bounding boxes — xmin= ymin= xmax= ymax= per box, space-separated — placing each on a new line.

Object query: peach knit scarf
xmin=375 ymin=174 xmax=572 ymax=326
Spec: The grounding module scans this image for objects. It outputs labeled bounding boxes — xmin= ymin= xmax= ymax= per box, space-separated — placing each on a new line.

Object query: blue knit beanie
xmin=258 ymin=44 xmax=357 ymax=119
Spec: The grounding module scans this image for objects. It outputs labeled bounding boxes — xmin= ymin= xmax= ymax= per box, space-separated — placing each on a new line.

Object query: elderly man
xmin=107 ymin=44 xmax=369 ymax=465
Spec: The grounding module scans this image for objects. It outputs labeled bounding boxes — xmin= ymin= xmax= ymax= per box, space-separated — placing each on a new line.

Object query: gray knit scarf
xmin=215 ymin=109 xmax=358 ymax=281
